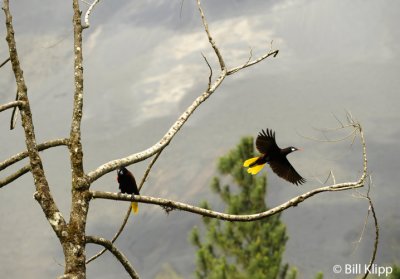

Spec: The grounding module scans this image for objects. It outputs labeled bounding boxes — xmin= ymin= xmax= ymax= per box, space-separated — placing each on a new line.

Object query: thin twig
xmin=0 ymin=165 xmax=31 ymax=188
xmin=138 ymin=148 xmax=164 ymax=191
xmin=196 ymin=0 xmax=225 ymax=70
xmin=80 ymin=0 xmax=91 ymax=5
xmin=298 ymin=128 xmax=358 ymax=143
xmin=332 ymin=112 xmax=345 ymax=128
xmin=85 ymin=206 xmax=131 ymax=264
xmin=352 ymin=203 xmax=371 ymax=250
xmin=362 ymin=195 xmax=378 ymax=279
xmin=0 ymin=57 xmax=10 ymax=68
xmin=86 ymin=236 xmax=139 ymax=279
xmin=227 ymin=49 xmax=279 ymax=75
xmin=357 ymin=180 xmax=379 ymax=279
xmin=201 ymin=52 xmax=213 ymax=91
xmin=324 ymin=170 xmax=336 ymax=185
xmin=310 ymin=111 xmax=354 ymax=133
xmin=245 ymin=47 xmax=254 ymax=66
xmin=10 ymin=90 xmax=19 ymax=130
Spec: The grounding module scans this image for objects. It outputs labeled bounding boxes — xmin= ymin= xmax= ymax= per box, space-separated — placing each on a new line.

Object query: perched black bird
xmin=117 ymin=167 xmax=140 ymax=214
xmin=243 ymin=129 xmax=306 ymax=185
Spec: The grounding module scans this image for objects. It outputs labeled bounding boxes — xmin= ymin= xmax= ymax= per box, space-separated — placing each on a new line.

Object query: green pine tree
xmin=190 ymin=137 xmax=296 ymax=279
xmin=314 ymin=271 xmax=323 ymax=279
xmin=389 ymin=265 xmax=400 ymax=279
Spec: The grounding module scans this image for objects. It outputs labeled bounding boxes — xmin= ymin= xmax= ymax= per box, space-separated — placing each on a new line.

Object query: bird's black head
xmin=117 ymin=167 xmax=127 ymax=177
xmin=283 ymin=146 xmax=301 ymax=156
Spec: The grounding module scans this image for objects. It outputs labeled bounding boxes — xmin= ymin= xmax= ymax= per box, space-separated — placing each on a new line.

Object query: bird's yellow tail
xmin=243 ymin=157 xmax=259 ymax=167
xmin=243 ymin=157 xmax=266 ymax=175
xmin=131 ymin=202 xmax=139 ymax=214
xmin=247 ymin=164 xmax=266 ymax=175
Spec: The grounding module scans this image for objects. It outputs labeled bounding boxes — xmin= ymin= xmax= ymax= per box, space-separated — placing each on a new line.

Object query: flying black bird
xmin=117 ymin=167 xmax=140 ymax=214
xmin=243 ymin=129 xmax=306 ymax=185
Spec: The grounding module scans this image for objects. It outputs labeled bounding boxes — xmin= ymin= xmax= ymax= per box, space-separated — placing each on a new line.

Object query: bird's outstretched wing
xmin=269 ymin=157 xmax=306 ymax=186
xmin=256 ymin=129 xmax=279 ymax=154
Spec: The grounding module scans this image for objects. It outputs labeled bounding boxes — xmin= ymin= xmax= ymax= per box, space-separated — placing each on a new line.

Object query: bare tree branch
xmin=362 ymin=196 xmax=379 ymax=279
xmin=0 ymin=100 xmax=24 ymax=113
xmin=0 ymin=165 xmax=30 ymax=188
xmin=201 ymin=52 xmax=212 ymax=91
xmin=0 ymin=57 xmax=10 ymax=68
xmin=227 ymin=49 xmax=279 ymax=75
xmin=0 ymin=138 xmax=69 ymax=171
xmin=85 ymin=206 xmax=131 ymax=264
xmin=10 ymin=89 xmax=19 ymax=130
xmin=299 ymin=127 xmax=357 ymax=143
xmin=86 ymin=236 xmax=139 ymax=279
xmin=196 ymin=0 xmax=225 ymax=71
xmin=69 ymin=0 xmax=85 ymax=180
xmin=138 ymin=148 xmax=164 ymax=191
xmin=82 ymin=0 xmax=100 ymax=29
xmin=90 ymin=179 xmax=364 ymax=222
xmin=2 ymin=0 xmax=67 ymax=238
xmin=359 ymin=182 xmax=379 ymax=279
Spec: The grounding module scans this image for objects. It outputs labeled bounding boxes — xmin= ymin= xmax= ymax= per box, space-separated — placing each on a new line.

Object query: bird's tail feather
xmin=243 ymin=157 xmax=259 ymax=167
xmin=131 ymin=202 xmax=139 ymax=214
xmin=247 ymin=163 xmax=266 ymax=175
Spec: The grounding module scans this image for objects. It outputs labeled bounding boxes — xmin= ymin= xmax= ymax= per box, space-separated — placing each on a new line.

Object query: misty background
xmin=1 ymin=0 xmax=399 ymax=278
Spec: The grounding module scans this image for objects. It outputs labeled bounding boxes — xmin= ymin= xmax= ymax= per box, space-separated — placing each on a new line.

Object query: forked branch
xmin=86 ymin=236 xmax=139 ymax=279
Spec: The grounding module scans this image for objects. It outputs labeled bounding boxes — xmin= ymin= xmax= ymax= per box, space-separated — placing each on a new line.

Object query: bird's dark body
xmin=250 ymin=148 xmax=292 ymax=167
xmin=117 ymin=167 xmax=139 ymax=195
xmin=246 ymin=128 xmax=306 ymax=185
xmin=117 ymin=167 xmax=140 ymax=214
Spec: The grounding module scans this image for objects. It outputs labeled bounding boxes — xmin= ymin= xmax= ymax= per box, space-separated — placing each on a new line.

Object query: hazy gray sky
xmin=1 ymin=1 xmax=399 ymax=278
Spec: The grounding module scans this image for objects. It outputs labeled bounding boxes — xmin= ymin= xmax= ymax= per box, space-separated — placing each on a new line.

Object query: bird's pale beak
xmin=297 ymin=148 xmax=303 ymax=151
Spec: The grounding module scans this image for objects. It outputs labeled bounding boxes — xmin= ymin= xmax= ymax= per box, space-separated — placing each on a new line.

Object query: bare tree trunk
xmin=61 ymin=1 xmax=90 ymax=277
